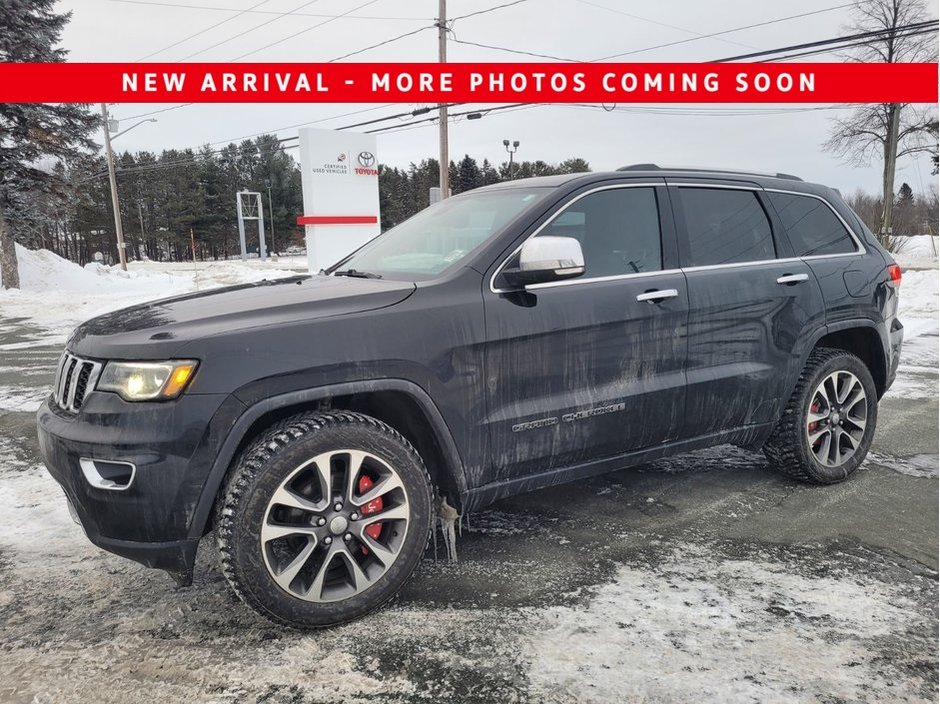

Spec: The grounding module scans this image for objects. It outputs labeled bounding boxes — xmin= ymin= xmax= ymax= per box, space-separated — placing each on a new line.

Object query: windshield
xmin=332 ymin=188 xmax=546 ymax=280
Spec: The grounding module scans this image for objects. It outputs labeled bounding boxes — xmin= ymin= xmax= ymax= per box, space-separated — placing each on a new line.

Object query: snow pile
xmin=894 ymin=234 xmax=938 ymax=269
xmin=0 ymin=244 xmax=304 ymax=344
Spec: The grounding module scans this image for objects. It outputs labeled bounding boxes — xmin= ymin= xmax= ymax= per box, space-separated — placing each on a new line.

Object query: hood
xmin=68 ymin=274 xmax=416 ymax=359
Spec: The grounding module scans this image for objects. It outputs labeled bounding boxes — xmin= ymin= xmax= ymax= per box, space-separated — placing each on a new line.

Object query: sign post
xmin=297 ymin=128 xmax=380 ymax=273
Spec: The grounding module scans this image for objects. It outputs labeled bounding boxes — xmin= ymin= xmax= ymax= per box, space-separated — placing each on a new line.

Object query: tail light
xmin=887 ymin=263 xmax=902 ymax=287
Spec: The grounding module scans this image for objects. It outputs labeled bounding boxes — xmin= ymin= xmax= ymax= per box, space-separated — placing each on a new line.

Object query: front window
xmin=331 ymin=188 xmax=546 ymax=280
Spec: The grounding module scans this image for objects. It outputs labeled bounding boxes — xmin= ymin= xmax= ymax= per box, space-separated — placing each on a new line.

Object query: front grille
xmin=53 ymin=352 xmax=103 ymax=413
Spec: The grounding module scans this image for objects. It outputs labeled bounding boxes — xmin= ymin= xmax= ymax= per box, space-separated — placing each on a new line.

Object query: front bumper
xmin=37 ymin=389 xmax=233 ymax=574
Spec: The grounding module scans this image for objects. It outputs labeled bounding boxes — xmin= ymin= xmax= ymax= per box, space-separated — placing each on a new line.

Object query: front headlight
xmin=97 ymin=360 xmax=198 ymax=401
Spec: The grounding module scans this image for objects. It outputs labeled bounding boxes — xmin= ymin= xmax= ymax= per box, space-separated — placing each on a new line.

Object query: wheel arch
xmin=187 ymin=379 xmax=468 ymax=540
xmin=810 ymin=321 xmax=889 ymax=398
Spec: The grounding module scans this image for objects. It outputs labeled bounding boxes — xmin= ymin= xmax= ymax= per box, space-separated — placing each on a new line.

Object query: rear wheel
xmin=217 ymin=411 xmax=433 ymax=628
xmin=764 ymin=348 xmax=877 ymax=484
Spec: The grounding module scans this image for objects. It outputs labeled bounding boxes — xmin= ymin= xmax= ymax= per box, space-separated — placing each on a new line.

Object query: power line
xmin=450 ymin=0 xmax=529 ymax=22
xmin=110 ymin=0 xmax=430 ymax=21
xmin=135 ymin=0 xmax=274 ymax=62
xmin=766 ymin=27 xmax=939 ymax=61
xmin=116 ymin=103 xmax=195 ymax=121
xmin=594 ymin=3 xmax=856 ymax=61
xmin=180 ymin=0 xmax=326 ymax=61
xmin=712 ymin=19 xmax=939 ymax=61
xmin=229 ymin=0 xmax=382 ymax=61
xmin=327 ymin=24 xmax=437 ymax=62
xmin=575 ymin=0 xmax=756 ymax=51
xmin=449 ymin=3 xmax=856 ymax=62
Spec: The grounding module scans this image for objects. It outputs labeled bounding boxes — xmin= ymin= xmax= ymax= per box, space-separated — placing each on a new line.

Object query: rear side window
xmin=678 ymin=188 xmax=775 ymax=267
xmin=538 ymin=187 xmax=662 ymax=277
xmin=768 ymin=192 xmax=857 ymax=257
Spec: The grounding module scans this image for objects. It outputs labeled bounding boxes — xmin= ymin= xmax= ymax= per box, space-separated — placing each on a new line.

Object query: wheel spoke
xmin=272 ymin=539 xmax=316 ymax=591
xmin=337 ymin=546 xmax=372 ymax=591
xmin=354 ymin=525 xmax=401 ymax=564
xmin=807 ymin=407 xmax=828 ymax=424
xmin=841 ymin=428 xmax=859 ymax=451
xmin=343 ymin=450 xmax=368 ymax=504
xmin=261 ymin=521 xmax=319 ymax=543
xmin=842 ymin=384 xmax=864 ymax=411
xmin=269 ymin=485 xmax=323 ymax=513
xmin=360 ymin=503 xmax=409 ymax=526
xmin=829 ymin=427 xmax=843 ymax=465
xmin=304 ymin=544 xmax=338 ymax=600
xmin=836 ymin=373 xmax=858 ymax=406
xmin=808 ymin=426 xmax=829 ymax=444
xmin=352 ymin=472 xmax=404 ymax=507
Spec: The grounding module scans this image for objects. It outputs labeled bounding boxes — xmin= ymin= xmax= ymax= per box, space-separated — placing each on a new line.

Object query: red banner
xmin=0 ymin=62 xmax=935 ymax=103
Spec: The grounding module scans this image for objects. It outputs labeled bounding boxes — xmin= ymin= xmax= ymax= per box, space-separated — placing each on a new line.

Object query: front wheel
xmin=216 ymin=411 xmax=433 ymax=628
xmin=764 ymin=348 xmax=877 ymax=484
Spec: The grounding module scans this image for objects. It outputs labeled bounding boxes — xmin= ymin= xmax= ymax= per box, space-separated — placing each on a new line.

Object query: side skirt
xmin=461 ymin=422 xmax=775 ymax=511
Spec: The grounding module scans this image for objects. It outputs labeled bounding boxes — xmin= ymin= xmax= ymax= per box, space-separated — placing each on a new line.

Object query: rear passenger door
xmin=671 ymin=182 xmax=826 ymax=438
xmin=765 ymin=189 xmax=872 ymax=327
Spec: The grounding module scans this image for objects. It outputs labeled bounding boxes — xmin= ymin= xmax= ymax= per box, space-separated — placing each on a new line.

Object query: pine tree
xmin=0 ymin=0 xmax=97 ymax=288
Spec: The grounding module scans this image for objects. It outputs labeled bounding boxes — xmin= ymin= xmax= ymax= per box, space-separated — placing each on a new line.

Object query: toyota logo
xmin=357 ymin=151 xmax=376 ymax=168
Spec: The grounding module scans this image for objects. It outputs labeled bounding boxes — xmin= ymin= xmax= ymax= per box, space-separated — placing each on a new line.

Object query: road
xmin=0 ymin=317 xmax=936 ymax=704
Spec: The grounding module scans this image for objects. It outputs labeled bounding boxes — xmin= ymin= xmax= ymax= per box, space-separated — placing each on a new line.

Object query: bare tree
xmin=823 ymin=0 xmax=938 ymax=246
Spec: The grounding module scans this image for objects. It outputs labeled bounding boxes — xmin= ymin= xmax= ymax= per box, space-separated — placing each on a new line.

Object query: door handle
xmin=776 ymin=273 xmax=809 ymax=285
xmin=636 ymin=288 xmax=679 ymax=303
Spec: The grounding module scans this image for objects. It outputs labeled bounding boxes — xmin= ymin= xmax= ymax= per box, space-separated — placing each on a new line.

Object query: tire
xmin=763 ymin=347 xmax=878 ymax=485
xmin=216 ymin=411 xmax=433 ymax=628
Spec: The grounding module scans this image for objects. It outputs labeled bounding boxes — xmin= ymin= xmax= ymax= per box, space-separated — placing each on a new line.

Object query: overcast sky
xmin=57 ymin=0 xmax=938 ymax=195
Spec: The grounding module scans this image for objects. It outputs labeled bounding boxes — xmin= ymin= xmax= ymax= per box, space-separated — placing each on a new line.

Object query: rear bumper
xmin=886 ymin=317 xmax=904 ymax=392
xmin=37 ymin=389 xmax=234 ymax=574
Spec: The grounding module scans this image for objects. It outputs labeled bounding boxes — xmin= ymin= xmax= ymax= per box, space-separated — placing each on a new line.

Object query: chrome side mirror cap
xmin=501 ymin=236 xmax=585 ymax=288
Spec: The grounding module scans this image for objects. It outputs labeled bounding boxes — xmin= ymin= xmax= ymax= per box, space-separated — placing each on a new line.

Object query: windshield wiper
xmin=333 ymin=268 xmax=382 ymax=279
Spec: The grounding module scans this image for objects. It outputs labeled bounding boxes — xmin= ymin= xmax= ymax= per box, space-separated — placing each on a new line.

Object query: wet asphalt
xmin=0 ymin=317 xmax=936 ymax=703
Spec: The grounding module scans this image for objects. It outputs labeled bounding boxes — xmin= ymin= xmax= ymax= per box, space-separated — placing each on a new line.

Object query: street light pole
xmin=437 ymin=0 xmax=450 ymax=199
xmin=265 ymin=179 xmax=276 ymax=254
xmin=503 ymin=139 xmax=520 ymax=180
xmin=101 ymin=103 xmax=127 ymax=271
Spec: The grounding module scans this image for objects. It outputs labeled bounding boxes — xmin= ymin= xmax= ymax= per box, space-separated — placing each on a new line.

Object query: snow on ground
xmin=0 ymin=244 xmax=305 ymax=347
xmin=526 ymin=544 xmax=935 ymax=704
xmin=894 ymin=234 xmax=939 ymax=270
xmin=888 ymin=267 xmax=939 ymax=400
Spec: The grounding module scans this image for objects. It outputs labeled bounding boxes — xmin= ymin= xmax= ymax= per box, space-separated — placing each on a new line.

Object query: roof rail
xmin=616 ymin=163 xmax=803 ymax=182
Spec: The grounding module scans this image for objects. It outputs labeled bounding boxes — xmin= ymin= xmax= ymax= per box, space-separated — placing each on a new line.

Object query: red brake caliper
xmin=357 ymin=475 xmax=384 ymax=554
xmin=808 ymin=401 xmax=820 ymax=444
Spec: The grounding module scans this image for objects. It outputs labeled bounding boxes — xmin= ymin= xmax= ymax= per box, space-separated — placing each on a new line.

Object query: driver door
xmin=482 ymin=183 xmax=689 ymax=482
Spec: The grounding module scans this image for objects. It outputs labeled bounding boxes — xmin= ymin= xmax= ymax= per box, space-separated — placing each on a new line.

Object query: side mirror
xmin=501 ymin=236 xmax=585 ymax=288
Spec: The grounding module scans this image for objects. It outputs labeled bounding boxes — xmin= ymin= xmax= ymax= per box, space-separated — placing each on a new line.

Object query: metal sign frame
xmin=236 ymin=191 xmax=267 ymax=261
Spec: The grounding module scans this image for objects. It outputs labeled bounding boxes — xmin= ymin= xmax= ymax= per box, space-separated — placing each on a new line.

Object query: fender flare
xmin=186 ymin=378 xmax=468 ymax=539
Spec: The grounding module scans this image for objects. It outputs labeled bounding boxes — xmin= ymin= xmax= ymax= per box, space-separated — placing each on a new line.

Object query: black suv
xmin=38 ymin=166 xmax=904 ymax=627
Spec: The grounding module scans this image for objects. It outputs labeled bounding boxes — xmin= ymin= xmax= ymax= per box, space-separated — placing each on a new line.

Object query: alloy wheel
xmin=260 ymin=449 xmax=410 ymax=602
xmin=805 ymin=370 xmax=868 ymax=468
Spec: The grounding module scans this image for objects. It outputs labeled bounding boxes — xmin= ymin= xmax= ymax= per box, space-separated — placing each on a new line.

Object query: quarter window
xmin=768 ymin=192 xmax=857 ymax=257
xmin=679 ymin=188 xmax=775 ymax=267
xmin=538 ymin=187 xmax=662 ymax=277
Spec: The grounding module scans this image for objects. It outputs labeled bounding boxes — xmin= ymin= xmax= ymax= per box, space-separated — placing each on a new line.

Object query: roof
xmin=473 ymin=165 xmax=833 ymax=198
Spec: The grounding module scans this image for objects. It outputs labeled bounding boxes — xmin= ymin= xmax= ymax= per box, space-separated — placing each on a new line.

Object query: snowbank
xmin=894 ymin=234 xmax=938 ymax=269
xmin=0 ymin=244 xmax=304 ymax=344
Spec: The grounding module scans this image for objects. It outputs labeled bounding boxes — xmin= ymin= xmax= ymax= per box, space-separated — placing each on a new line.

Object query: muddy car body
xmin=38 ymin=166 xmax=903 ymax=626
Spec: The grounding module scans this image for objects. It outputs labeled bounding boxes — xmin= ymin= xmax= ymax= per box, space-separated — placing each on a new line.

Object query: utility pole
xmin=880 ymin=103 xmax=901 ymax=243
xmin=437 ymin=0 xmax=450 ymax=199
xmin=101 ymin=103 xmax=128 ymax=271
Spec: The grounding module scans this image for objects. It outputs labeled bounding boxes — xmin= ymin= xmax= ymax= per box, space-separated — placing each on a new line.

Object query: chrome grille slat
xmin=52 ymin=352 xmax=102 ymax=413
